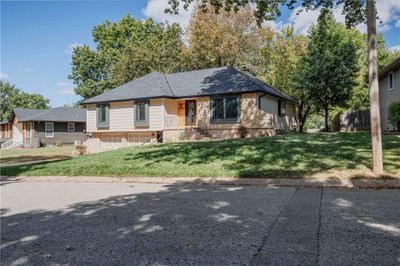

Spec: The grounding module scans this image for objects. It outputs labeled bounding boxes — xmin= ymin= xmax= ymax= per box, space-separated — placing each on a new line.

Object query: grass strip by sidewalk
xmin=1 ymin=132 xmax=399 ymax=178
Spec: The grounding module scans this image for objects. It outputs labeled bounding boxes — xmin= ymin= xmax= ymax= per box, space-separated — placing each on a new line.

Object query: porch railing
xmin=0 ymin=138 xmax=22 ymax=150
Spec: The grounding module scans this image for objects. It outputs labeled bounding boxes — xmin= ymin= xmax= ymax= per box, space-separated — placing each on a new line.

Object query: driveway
xmin=1 ymin=181 xmax=399 ymax=265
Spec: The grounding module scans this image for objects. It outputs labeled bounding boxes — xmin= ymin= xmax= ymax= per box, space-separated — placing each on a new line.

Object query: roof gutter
xmin=80 ymin=90 xmax=298 ymax=105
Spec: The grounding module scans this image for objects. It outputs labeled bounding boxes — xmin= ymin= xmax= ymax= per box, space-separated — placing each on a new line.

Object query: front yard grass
xmin=1 ymin=132 xmax=399 ymax=178
xmin=0 ymin=146 xmax=75 ymax=165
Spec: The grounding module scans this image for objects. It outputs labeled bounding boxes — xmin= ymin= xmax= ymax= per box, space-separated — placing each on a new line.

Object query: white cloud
xmin=65 ymin=42 xmax=82 ymax=54
xmin=375 ymin=0 xmax=400 ymax=27
xmin=396 ymin=19 xmax=400 ymax=28
xmin=0 ymin=72 xmax=10 ymax=79
xmin=142 ymin=0 xmax=194 ymax=28
xmin=57 ymin=81 xmax=75 ymax=95
xmin=287 ymin=0 xmax=400 ymax=35
xmin=390 ymin=45 xmax=400 ymax=51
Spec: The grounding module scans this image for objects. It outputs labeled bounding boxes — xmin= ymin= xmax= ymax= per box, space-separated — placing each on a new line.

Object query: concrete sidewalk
xmin=3 ymin=175 xmax=400 ymax=189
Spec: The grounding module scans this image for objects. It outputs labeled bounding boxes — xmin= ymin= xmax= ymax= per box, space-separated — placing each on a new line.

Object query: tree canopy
xmin=186 ymin=5 xmax=271 ymax=75
xmin=297 ymin=10 xmax=361 ymax=131
xmin=69 ymin=15 xmax=180 ymax=99
xmin=165 ymin=0 xmax=368 ymax=27
xmin=0 ymin=80 xmax=49 ymax=121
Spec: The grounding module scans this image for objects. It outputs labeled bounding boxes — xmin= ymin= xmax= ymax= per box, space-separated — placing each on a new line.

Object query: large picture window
xmin=211 ymin=96 xmax=240 ymax=123
xmin=97 ymin=104 xmax=109 ymax=128
xmin=45 ymin=122 xmax=54 ymax=138
xmin=135 ymin=100 xmax=149 ymax=127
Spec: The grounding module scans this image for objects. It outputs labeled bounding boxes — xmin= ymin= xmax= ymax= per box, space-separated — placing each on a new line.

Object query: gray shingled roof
xmin=13 ymin=108 xmax=43 ymax=121
xmin=13 ymin=107 xmax=86 ymax=122
xmin=82 ymin=67 xmax=295 ymax=104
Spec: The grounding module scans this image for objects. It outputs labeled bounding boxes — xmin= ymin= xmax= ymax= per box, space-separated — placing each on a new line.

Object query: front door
xmin=185 ymin=100 xmax=196 ymax=127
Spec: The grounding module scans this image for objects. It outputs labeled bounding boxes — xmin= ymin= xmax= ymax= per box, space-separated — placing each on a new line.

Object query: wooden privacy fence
xmin=332 ymin=110 xmax=370 ymax=132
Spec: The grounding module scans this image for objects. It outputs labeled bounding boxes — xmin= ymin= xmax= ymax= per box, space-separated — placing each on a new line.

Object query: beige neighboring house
xmin=379 ymin=57 xmax=400 ymax=131
xmin=81 ymin=67 xmax=297 ymax=153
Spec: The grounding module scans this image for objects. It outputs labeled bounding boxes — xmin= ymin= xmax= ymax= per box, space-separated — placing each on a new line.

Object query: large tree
xmin=69 ymin=15 xmax=160 ymax=99
xmin=186 ymin=4 xmax=271 ymax=75
xmin=0 ymin=81 xmax=49 ymax=121
xmin=111 ymin=23 xmax=185 ymax=85
xmin=261 ymin=26 xmax=310 ymax=132
xmin=167 ymin=0 xmax=385 ymax=173
xmin=299 ymin=10 xmax=361 ymax=131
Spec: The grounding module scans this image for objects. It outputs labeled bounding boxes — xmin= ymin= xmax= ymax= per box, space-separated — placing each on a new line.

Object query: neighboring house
xmin=82 ymin=66 xmax=297 ymax=153
xmin=379 ymin=57 xmax=400 ymax=131
xmin=0 ymin=107 xmax=86 ymax=149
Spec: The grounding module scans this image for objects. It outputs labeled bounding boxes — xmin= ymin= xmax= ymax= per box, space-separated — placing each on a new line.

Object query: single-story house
xmin=81 ymin=66 xmax=297 ymax=153
xmin=0 ymin=107 xmax=86 ymax=149
xmin=379 ymin=57 xmax=400 ymax=131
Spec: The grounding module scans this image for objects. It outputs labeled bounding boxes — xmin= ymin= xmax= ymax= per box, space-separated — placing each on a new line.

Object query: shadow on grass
xmin=122 ymin=133 xmax=371 ymax=177
xmin=1 ymin=133 xmax=398 ymax=178
xmin=0 ymin=155 xmax=71 ymax=165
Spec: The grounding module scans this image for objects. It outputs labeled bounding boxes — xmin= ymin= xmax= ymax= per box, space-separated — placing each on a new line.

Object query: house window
xmin=211 ymin=95 xmax=240 ymax=123
xmin=45 ymin=122 xmax=54 ymax=138
xmin=135 ymin=100 xmax=149 ymax=127
xmin=278 ymin=100 xmax=286 ymax=116
xmin=389 ymin=72 xmax=394 ymax=90
xmin=97 ymin=104 xmax=109 ymax=128
xmin=67 ymin=123 xmax=75 ymax=132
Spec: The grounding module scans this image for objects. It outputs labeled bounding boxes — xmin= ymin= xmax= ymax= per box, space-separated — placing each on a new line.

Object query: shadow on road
xmin=1 ymin=184 xmax=399 ymax=265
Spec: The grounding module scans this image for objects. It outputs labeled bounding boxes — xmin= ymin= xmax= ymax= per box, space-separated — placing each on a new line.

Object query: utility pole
xmin=367 ymin=0 xmax=383 ymax=173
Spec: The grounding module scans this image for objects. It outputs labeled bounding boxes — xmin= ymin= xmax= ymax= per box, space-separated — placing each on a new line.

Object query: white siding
xmin=260 ymin=95 xmax=278 ymax=114
xmin=86 ymin=99 xmax=165 ymax=132
xmin=149 ymin=99 xmax=163 ymax=129
xmin=86 ymin=104 xmax=97 ymax=132
xmin=259 ymin=94 xmax=296 ymax=130
xmin=110 ymin=101 xmax=135 ymax=131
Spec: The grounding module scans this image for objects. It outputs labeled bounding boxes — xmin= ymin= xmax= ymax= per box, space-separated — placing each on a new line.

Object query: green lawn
xmin=0 ymin=146 xmax=75 ymax=165
xmin=1 ymin=132 xmax=399 ymax=178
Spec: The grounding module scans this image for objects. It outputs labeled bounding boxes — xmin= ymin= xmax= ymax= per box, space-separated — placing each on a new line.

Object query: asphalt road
xmin=1 ymin=181 xmax=399 ymax=265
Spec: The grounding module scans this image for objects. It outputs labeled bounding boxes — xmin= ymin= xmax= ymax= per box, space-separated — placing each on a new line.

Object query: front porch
xmin=164 ymin=99 xmax=200 ymax=130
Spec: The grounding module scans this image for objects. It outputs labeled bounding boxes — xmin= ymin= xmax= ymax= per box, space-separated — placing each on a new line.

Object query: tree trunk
xmin=324 ymin=106 xmax=329 ymax=132
xmin=367 ymin=0 xmax=383 ymax=173
xmin=296 ymin=100 xmax=310 ymax=133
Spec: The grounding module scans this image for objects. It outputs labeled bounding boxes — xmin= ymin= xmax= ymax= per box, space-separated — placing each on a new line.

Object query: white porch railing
xmin=1 ymin=138 xmax=22 ymax=150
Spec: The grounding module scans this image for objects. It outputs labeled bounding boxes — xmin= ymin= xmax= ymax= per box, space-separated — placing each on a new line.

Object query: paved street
xmin=1 ymin=181 xmax=399 ymax=265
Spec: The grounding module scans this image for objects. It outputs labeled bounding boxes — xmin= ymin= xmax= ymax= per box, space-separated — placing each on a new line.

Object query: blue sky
xmin=1 ymin=0 xmax=399 ymax=107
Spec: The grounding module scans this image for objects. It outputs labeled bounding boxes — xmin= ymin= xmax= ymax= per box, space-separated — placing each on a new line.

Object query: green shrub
xmin=55 ymin=140 xmax=64 ymax=147
xmin=388 ymin=101 xmax=400 ymax=131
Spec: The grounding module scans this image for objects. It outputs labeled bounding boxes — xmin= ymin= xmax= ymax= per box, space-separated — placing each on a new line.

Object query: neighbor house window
xmin=45 ymin=122 xmax=54 ymax=138
xmin=67 ymin=123 xmax=75 ymax=132
xmin=211 ymin=95 xmax=240 ymax=123
xmin=389 ymin=72 xmax=394 ymax=90
xmin=278 ymin=100 xmax=286 ymax=116
xmin=96 ymin=104 xmax=109 ymax=128
xmin=134 ymin=100 xmax=149 ymax=126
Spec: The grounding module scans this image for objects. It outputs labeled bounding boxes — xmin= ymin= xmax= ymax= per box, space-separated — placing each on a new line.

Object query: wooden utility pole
xmin=367 ymin=0 xmax=383 ymax=173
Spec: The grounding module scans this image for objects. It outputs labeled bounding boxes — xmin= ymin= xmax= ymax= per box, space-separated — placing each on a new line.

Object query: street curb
xmin=2 ymin=176 xmax=400 ymax=189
